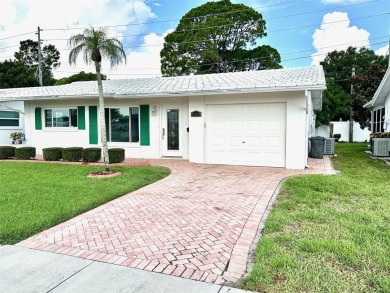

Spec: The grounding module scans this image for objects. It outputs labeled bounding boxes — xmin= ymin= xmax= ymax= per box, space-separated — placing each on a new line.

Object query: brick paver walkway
xmin=17 ymin=157 xmax=335 ymax=284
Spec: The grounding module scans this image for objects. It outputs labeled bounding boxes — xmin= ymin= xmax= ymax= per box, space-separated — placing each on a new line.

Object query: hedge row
xmin=0 ymin=146 xmax=36 ymax=160
xmin=0 ymin=146 xmax=125 ymax=163
xmin=42 ymin=147 xmax=125 ymax=163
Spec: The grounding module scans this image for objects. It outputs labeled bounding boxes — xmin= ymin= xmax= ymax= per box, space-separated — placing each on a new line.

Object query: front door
xmin=162 ymin=107 xmax=181 ymax=156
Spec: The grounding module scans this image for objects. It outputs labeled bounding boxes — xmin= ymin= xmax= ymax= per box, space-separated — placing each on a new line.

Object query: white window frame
xmin=105 ymin=106 xmax=140 ymax=144
xmin=44 ymin=108 xmax=78 ymax=129
xmin=373 ymin=107 xmax=385 ymax=133
xmin=0 ymin=110 xmax=20 ymax=128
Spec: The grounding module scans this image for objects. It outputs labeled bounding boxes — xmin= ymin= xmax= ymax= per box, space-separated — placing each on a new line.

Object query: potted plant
xmin=333 ymin=133 xmax=341 ymax=142
xmin=10 ymin=132 xmax=24 ymax=144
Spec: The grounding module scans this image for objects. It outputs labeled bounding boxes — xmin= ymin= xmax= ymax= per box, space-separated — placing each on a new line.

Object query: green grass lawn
xmin=245 ymin=143 xmax=390 ymax=293
xmin=0 ymin=162 xmax=170 ymax=244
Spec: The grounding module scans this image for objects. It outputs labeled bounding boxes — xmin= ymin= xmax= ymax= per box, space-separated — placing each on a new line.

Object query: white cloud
xmin=375 ymin=45 xmax=389 ymax=56
xmin=311 ymin=12 xmax=370 ymax=65
xmin=103 ymin=29 xmax=173 ymax=79
xmin=0 ymin=0 xmax=159 ymax=80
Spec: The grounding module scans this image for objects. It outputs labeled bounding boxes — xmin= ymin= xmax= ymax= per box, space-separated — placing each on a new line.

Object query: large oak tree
xmin=160 ymin=0 xmax=281 ymax=76
xmin=318 ymin=47 xmax=388 ymax=128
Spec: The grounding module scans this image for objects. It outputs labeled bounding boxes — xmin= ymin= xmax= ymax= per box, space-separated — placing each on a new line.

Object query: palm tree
xmin=68 ymin=27 xmax=126 ymax=172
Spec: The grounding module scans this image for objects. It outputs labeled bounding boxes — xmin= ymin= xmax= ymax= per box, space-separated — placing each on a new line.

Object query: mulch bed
xmin=87 ymin=171 xmax=122 ymax=178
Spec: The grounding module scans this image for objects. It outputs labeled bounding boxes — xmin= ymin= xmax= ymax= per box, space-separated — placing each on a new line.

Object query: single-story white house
xmin=0 ymin=66 xmax=326 ymax=169
xmin=364 ymin=67 xmax=390 ymax=133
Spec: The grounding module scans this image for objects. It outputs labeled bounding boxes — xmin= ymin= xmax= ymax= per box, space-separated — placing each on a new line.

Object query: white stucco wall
xmin=0 ymin=101 xmax=24 ymax=145
xmin=24 ymin=97 xmax=189 ymax=159
xmin=188 ymin=96 xmax=205 ymax=163
xmin=331 ymin=121 xmax=370 ymax=142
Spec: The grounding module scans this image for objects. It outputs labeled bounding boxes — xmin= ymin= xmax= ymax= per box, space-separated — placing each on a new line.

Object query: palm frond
xmin=69 ymin=44 xmax=85 ymax=65
xmin=68 ymin=26 xmax=126 ymax=68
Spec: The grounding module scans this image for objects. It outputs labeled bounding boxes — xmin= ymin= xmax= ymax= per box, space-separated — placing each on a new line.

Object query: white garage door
xmin=206 ymin=103 xmax=286 ymax=167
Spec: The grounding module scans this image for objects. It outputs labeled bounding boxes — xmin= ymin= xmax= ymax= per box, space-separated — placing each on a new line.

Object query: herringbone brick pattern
xmin=17 ymin=157 xmax=335 ymax=284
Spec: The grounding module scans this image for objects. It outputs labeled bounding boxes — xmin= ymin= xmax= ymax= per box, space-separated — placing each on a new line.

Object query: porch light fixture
xmin=151 ymin=105 xmax=157 ymax=116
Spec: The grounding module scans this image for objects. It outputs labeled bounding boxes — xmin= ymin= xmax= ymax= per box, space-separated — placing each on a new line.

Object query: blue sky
xmin=0 ymin=0 xmax=388 ymax=79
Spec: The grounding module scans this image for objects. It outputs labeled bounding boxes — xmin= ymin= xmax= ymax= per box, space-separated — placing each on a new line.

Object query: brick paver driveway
xmin=18 ymin=158 xmax=335 ymax=284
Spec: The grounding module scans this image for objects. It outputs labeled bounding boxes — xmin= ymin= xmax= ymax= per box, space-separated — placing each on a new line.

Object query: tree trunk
xmin=95 ymin=61 xmax=110 ymax=172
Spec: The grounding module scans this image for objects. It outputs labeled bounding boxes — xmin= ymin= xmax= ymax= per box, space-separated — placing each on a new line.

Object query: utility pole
xmin=349 ymin=67 xmax=355 ymax=143
xmin=37 ymin=26 xmax=43 ymax=86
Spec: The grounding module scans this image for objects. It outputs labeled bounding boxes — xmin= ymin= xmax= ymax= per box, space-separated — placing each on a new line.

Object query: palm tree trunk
xmin=95 ymin=61 xmax=110 ymax=172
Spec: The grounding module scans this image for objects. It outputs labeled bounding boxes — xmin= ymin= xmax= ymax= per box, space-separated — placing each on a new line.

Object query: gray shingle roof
xmin=0 ymin=66 xmax=326 ymax=101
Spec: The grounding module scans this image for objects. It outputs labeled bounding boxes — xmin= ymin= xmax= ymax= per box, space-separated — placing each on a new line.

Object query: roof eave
xmin=0 ymin=84 xmax=327 ymax=101
xmin=113 ymin=84 xmax=327 ymax=98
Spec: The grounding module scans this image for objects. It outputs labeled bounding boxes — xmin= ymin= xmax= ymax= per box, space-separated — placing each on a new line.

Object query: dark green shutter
xmin=35 ymin=107 xmax=42 ymax=130
xmin=77 ymin=106 xmax=85 ymax=130
xmin=140 ymin=105 xmax=150 ymax=146
xmin=89 ymin=106 xmax=98 ymax=144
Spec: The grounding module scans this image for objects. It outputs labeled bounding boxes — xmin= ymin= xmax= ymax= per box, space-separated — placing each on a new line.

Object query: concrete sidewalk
xmin=0 ymin=245 xmax=252 ymax=293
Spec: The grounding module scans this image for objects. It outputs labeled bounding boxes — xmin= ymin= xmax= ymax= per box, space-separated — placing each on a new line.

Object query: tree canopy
xmin=55 ymin=71 xmax=107 ymax=85
xmin=160 ymin=0 xmax=281 ymax=76
xmin=317 ymin=47 xmax=388 ymax=128
xmin=14 ymin=39 xmax=60 ymax=86
xmin=0 ymin=59 xmax=39 ymax=89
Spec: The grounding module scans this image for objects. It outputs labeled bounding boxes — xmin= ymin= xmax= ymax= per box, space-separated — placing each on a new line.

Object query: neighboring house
xmin=364 ymin=67 xmax=390 ymax=133
xmin=0 ymin=66 xmax=326 ymax=169
xmin=0 ymin=101 xmax=24 ymax=145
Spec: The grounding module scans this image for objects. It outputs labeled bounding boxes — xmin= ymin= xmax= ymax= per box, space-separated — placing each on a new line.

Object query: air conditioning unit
xmin=372 ymin=138 xmax=390 ymax=157
xmin=324 ymin=138 xmax=335 ymax=155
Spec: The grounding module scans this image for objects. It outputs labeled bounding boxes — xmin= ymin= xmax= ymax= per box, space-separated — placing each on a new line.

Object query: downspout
xmin=305 ymin=90 xmax=310 ymax=168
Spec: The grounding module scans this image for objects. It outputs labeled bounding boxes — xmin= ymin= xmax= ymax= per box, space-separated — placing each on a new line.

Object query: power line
xmin=0 ymin=31 xmax=35 ymax=41
xmin=51 ymin=40 xmax=388 ymax=76
xmin=35 ymin=12 xmax=388 ymax=53
xmin=49 ymin=35 xmax=388 ymax=70
xmin=42 ymin=4 xmax=386 ymax=42
xmin=41 ymin=0 xmax=308 ymax=31
xmin=0 ymin=0 xmax=378 ymax=42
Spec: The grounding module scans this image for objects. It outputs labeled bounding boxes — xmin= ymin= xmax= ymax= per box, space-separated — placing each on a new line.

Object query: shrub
xmin=0 ymin=146 xmax=16 ymax=159
xmin=15 ymin=147 xmax=36 ymax=160
xmin=62 ymin=147 xmax=83 ymax=162
xmin=370 ymin=132 xmax=390 ymax=139
xmin=108 ymin=148 xmax=125 ymax=163
xmin=333 ymin=133 xmax=341 ymax=142
xmin=82 ymin=148 xmax=101 ymax=162
xmin=43 ymin=147 xmax=63 ymax=161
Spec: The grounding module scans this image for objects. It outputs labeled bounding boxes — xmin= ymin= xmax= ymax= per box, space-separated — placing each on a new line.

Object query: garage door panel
xmin=229 ymin=120 xmax=243 ymax=133
xmin=263 ymin=151 xmax=283 ymax=164
xmin=262 ymin=120 xmax=283 ymax=133
xmin=245 ymin=105 xmax=265 ymax=117
xmin=263 ymin=135 xmax=283 ymax=149
xmin=228 ymin=135 xmax=244 ymax=147
xmin=206 ymin=103 xmax=286 ymax=167
xmin=229 ymin=106 xmax=244 ymax=117
xmin=245 ymin=121 xmax=262 ymax=133
xmin=211 ymin=135 xmax=226 ymax=147
xmin=245 ymin=136 xmax=262 ymax=149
